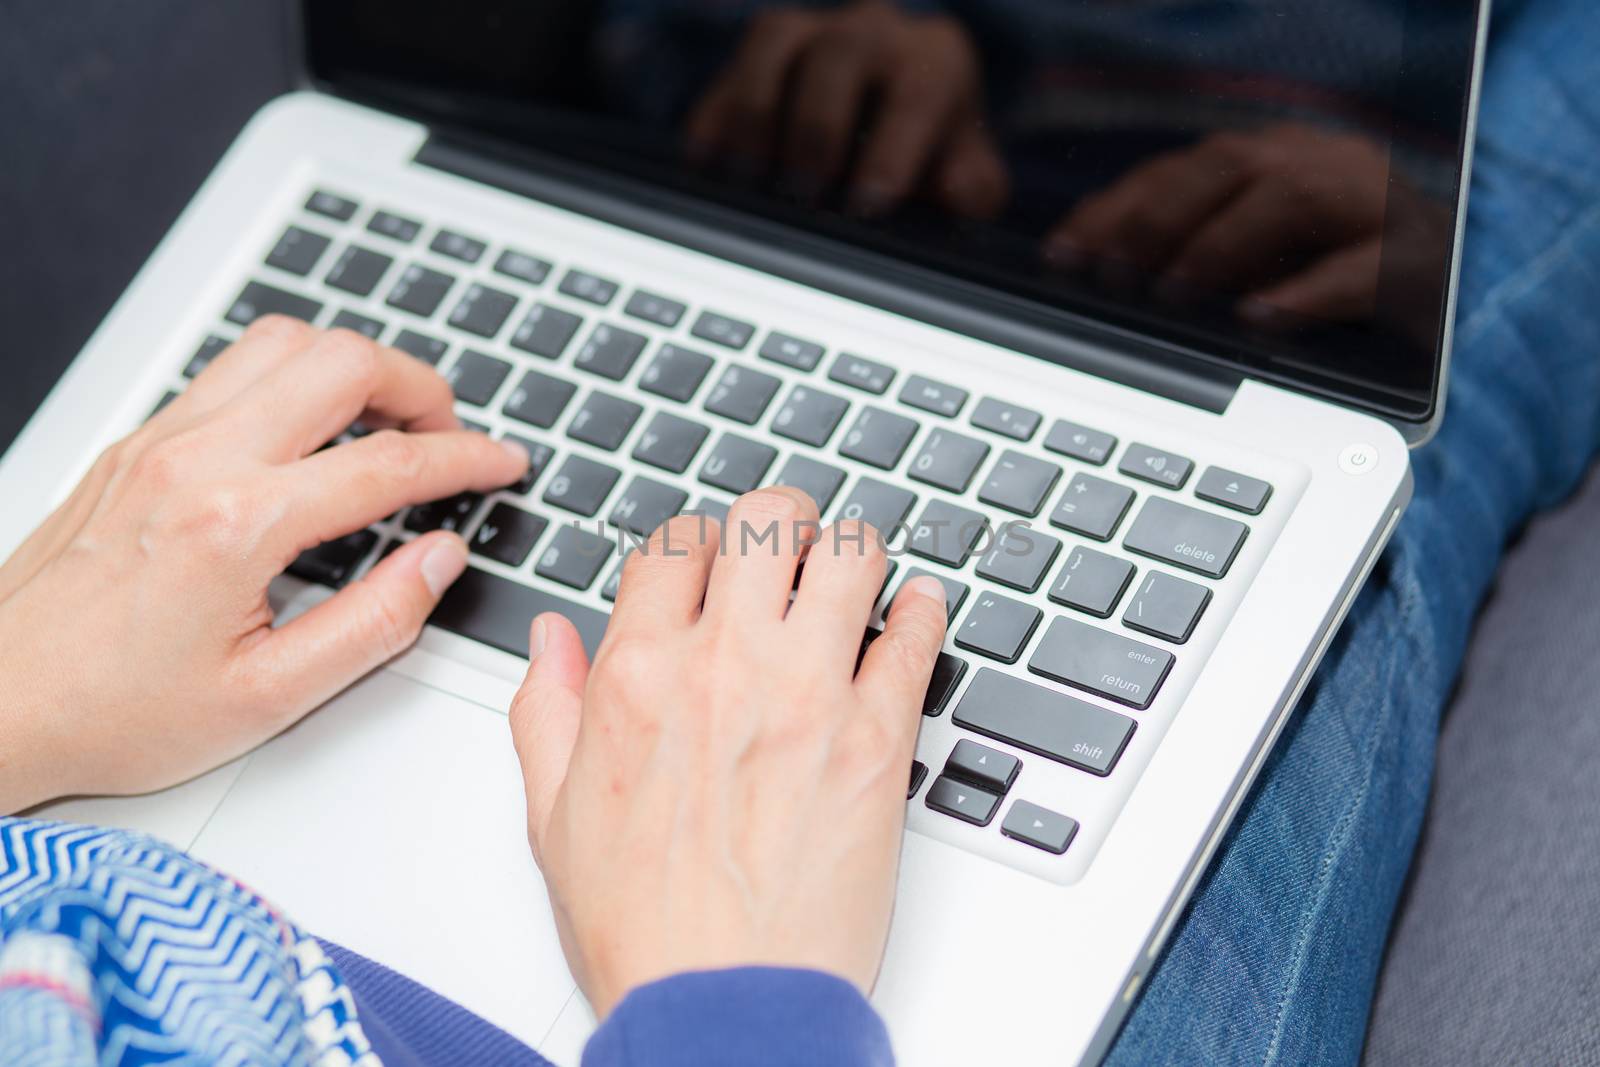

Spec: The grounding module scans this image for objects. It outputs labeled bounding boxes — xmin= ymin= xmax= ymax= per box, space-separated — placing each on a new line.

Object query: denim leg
xmin=1107 ymin=2 xmax=1600 ymax=1063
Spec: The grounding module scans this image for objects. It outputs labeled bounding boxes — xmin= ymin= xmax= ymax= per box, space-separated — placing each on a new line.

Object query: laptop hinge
xmin=415 ymin=132 xmax=1241 ymax=415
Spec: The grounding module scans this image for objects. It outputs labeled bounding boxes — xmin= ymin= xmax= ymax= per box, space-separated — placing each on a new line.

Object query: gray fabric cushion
xmin=1363 ymin=461 xmax=1600 ymax=1066
xmin=0 ymin=1 xmax=291 ymax=452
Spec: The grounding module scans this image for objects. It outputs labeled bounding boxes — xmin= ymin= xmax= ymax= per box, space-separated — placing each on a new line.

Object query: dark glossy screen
xmin=305 ymin=1 xmax=1484 ymax=423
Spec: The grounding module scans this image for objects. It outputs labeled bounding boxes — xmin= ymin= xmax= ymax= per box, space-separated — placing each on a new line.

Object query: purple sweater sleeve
xmin=582 ymin=968 xmax=895 ymax=1067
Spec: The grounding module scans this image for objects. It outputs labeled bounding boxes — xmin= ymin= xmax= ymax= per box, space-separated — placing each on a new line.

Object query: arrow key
xmin=944 ymin=738 xmax=1020 ymax=794
xmin=1001 ymin=800 xmax=1079 ymax=855
xmin=924 ymin=775 xmax=1001 ymax=827
xmin=470 ymin=503 xmax=549 ymax=568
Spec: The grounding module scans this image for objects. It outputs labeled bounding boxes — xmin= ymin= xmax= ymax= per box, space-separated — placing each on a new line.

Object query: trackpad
xmin=187 ymin=669 xmax=580 ymax=1056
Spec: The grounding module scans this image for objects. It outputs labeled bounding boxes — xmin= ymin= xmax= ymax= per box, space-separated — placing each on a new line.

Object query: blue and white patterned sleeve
xmin=0 ymin=817 xmax=378 ymax=1067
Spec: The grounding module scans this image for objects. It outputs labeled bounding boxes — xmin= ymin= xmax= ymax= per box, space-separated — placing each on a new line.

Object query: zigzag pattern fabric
xmin=0 ymin=817 xmax=380 ymax=1066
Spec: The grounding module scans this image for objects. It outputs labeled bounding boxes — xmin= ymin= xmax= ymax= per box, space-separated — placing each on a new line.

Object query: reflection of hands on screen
xmin=1044 ymin=124 xmax=1395 ymax=330
xmin=683 ymin=1 xmax=1008 ymax=220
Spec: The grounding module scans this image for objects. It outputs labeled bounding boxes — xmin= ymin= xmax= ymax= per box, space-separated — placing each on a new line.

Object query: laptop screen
xmin=304 ymin=1 xmax=1485 ymax=428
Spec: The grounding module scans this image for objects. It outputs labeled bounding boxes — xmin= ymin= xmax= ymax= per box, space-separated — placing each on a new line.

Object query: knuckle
xmin=594 ymin=632 xmax=658 ymax=683
xmin=326 ymin=329 xmax=383 ymax=383
xmin=733 ymin=485 xmax=812 ymax=526
xmin=878 ymin=623 xmax=939 ymax=678
xmin=126 ymin=437 xmax=191 ymax=494
xmin=364 ymin=429 xmax=427 ymax=483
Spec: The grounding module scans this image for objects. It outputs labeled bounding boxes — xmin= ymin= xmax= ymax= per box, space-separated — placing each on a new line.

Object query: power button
xmin=1338 ymin=443 xmax=1379 ymax=475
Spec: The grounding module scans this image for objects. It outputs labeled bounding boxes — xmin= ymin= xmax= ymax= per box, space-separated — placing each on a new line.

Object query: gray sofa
xmin=4 ymin=4 xmax=1596 ymax=1062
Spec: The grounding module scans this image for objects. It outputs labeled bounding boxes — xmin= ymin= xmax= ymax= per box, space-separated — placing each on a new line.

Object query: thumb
xmin=508 ymin=611 xmax=590 ymax=863
xmin=245 ymin=530 xmax=470 ymax=725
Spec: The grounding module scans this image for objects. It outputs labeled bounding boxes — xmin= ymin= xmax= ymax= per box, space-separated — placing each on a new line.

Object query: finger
xmin=509 ymin=612 xmax=591 ymax=862
xmin=701 ymin=486 xmax=820 ymax=622
xmin=787 ymin=520 xmax=888 ymax=667
xmin=178 ymin=315 xmax=320 ymax=415
xmin=216 ymin=328 xmax=460 ymax=461
xmin=241 ymin=531 xmax=469 ymax=725
xmin=1046 ymin=144 xmax=1249 ymax=271
xmin=274 ymin=429 xmax=528 ymax=558
xmin=934 ymin=124 xmax=1010 ymax=221
xmin=850 ymin=61 xmax=964 ymax=215
xmin=1163 ymin=179 xmax=1311 ymax=293
xmin=1240 ymin=240 xmax=1383 ymax=327
xmin=781 ymin=36 xmax=876 ymax=193
xmin=685 ymin=10 xmax=818 ymax=171
xmin=855 ymin=575 xmax=947 ymax=735
xmin=605 ymin=512 xmax=720 ymax=636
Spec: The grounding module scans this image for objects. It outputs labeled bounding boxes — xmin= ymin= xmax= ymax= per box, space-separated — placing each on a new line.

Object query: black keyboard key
xmin=600 ymin=552 xmax=631 ymax=602
xmin=431 ymin=566 xmax=610 ymax=658
xmin=633 ymin=411 xmax=711 ymax=474
xmin=944 ymin=738 xmax=1019 ymax=794
xmin=1050 ymin=474 xmax=1135 ymax=541
xmin=828 ymin=353 xmax=894 ymax=395
xmin=1043 ymin=420 xmax=1117 ymax=466
xmin=543 ymin=455 xmax=622 ymax=517
xmin=225 ymin=281 xmax=322 ymax=326
xmin=286 ymin=530 xmax=378 ymax=588
xmin=574 ymin=324 xmax=649 ymax=381
xmin=953 ymin=668 xmax=1136 ymax=776
xmin=391 ymin=328 xmax=448 ymax=365
xmin=470 ymin=503 xmax=549 ymax=567
xmin=405 ymin=492 xmax=483 ymax=533
xmin=838 ymin=407 xmax=918 ymax=470
xmin=511 ymin=303 xmax=584 ymax=359
xmin=501 ymin=434 xmax=556 ymax=494
xmin=568 ymin=391 xmax=643 ymax=451
xmin=326 ymin=246 xmax=394 ymax=297
xmin=836 ymin=479 xmax=916 ymax=541
xmin=908 ymin=429 xmax=990 ymax=494
xmin=503 ymin=369 xmax=578 ymax=430
xmin=265 ymin=225 xmax=331 ymax=276
xmin=772 ymin=385 xmax=850 ymax=448
xmin=704 ymin=365 xmax=781 ymax=424
xmin=1002 ymin=800 xmax=1079 ymax=855
xmin=1123 ymin=570 xmax=1212 ymax=644
xmin=1028 ymin=617 xmax=1173 ymax=710
xmin=640 ymin=343 xmax=715 ymax=403
xmin=774 ymin=455 xmax=846 ymax=514
xmin=895 ymin=567 xmax=968 ymax=623
xmin=305 ymin=190 xmax=358 ymax=221
xmin=536 ymin=524 xmax=615 ymax=590
xmin=386 ymin=264 xmax=455 ymax=318
xmin=447 ymin=284 xmax=518 ymax=339
xmin=925 ymin=775 xmax=1000 ymax=827
xmin=690 ymin=310 xmax=755 ymax=350
xmin=955 ymin=591 xmax=1041 ymax=664
xmin=329 ymin=309 xmax=385 ymax=339
xmin=908 ymin=499 xmax=987 ymax=567
xmin=908 ymin=761 xmax=928 ymax=799
xmin=494 ymin=249 xmax=552 ymax=286
xmin=1122 ymin=497 xmax=1247 ymax=579
xmin=977 ymin=451 xmax=1061 ymax=517
xmin=1048 ymin=547 xmax=1135 ymax=618
xmin=759 ymin=331 xmax=825 ymax=371
xmin=1195 ymin=467 xmax=1272 ymax=515
xmin=970 ymin=398 xmax=1042 ymax=442
xmin=975 ymin=525 xmax=1061 ymax=594
xmin=558 ymin=269 xmax=619 ymax=306
xmin=368 ymin=210 xmax=422 ymax=243
xmin=624 ymin=289 xmax=686 ymax=328
xmin=1119 ymin=442 xmax=1194 ymax=490
xmin=609 ymin=475 xmax=689 ymax=538
xmin=698 ymin=433 xmax=778 ymax=494
xmin=899 ymin=374 xmax=968 ymax=418
xmin=429 ymin=229 xmax=486 ymax=263
xmin=183 ymin=334 xmax=229 ymax=378
xmin=446 ymin=351 xmax=511 ymax=407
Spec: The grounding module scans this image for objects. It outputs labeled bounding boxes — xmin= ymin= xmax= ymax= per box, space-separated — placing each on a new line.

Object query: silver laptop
xmin=3 ymin=3 xmax=1488 ymax=1063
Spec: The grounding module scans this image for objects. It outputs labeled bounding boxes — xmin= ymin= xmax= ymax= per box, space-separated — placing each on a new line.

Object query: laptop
xmin=3 ymin=2 xmax=1489 ymax=1063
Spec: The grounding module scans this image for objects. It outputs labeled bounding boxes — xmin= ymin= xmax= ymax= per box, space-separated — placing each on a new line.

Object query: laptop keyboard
xmin=156 ymin=185 xmax=1285 ymax=883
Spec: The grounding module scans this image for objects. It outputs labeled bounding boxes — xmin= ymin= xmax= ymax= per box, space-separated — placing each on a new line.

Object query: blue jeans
xmin=1107 ymin=2 xmax=1600 ymax=1063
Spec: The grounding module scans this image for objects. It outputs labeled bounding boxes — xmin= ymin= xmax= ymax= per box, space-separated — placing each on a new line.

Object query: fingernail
xmin=530 ymin=616 xmax=548 ymax=659
xmin=420 ymin=537 xmax=468 ymax=598
xmin=500 ymin=438 xmax=530 ymax=465
xmin=904 ymin=575 xmax=946 ymax=609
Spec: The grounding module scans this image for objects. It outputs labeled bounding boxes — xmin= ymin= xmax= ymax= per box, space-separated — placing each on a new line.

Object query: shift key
xmin=953 ymin=669 xmax=1135 ymax=776
xmin=1028 ymin=616 xmax=1173 ymax=710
